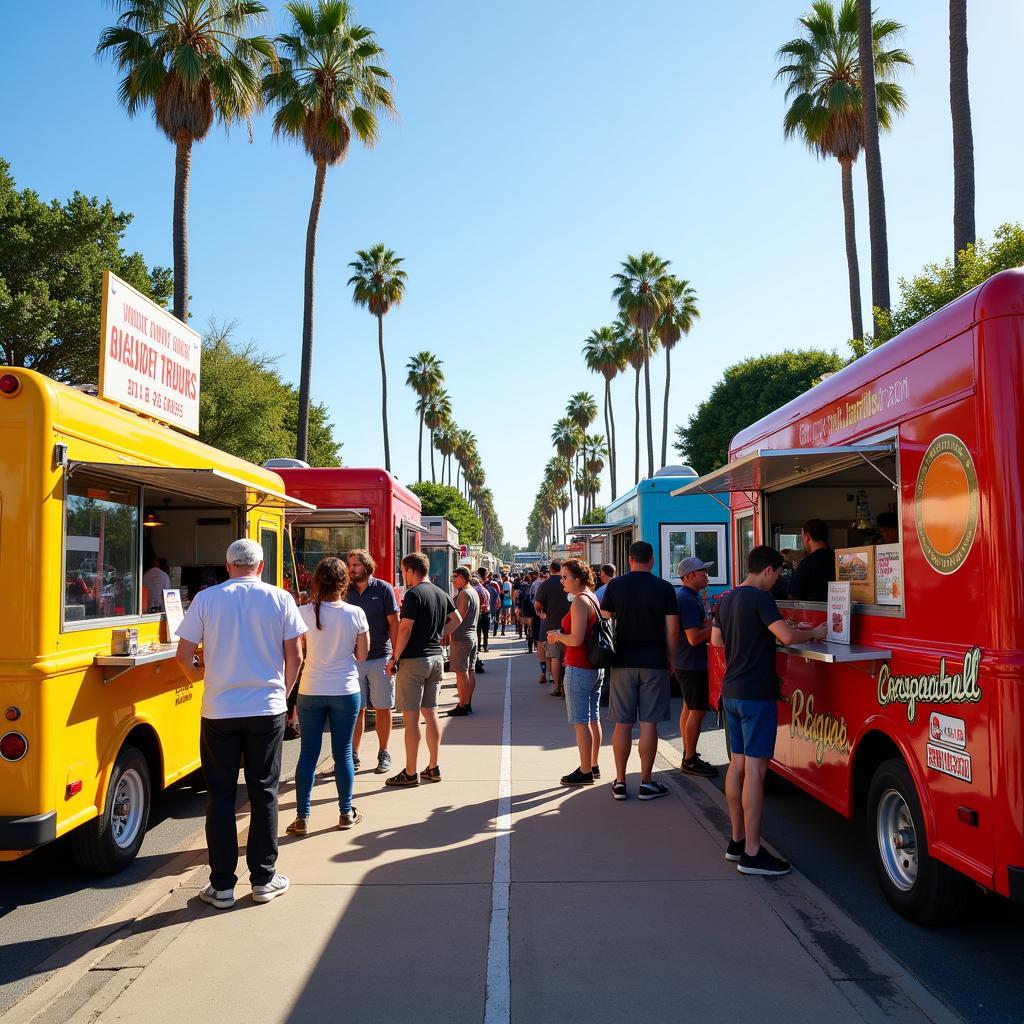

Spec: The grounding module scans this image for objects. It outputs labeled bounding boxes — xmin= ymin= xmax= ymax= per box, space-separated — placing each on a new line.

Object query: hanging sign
xmin=99 ymin=271 xmax=202 ymax=434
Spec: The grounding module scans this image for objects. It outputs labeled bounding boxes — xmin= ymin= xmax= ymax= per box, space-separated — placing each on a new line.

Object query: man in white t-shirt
xmin=142 ymin=555 xmax=171 ymax=612
xmin=175 ymin=538 xmax=306 ymax=909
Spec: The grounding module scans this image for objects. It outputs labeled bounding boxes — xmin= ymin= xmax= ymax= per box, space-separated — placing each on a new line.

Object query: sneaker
xmin=375 ymin=750 xmax=392 ymax=774
xmin=284 ymin=721 xmax=300 ymax=741
xmin=725 ymin=838 xmax=745 ymax=862
xmin=353 ymin=753 xmax=361 ymax=770
xmin=252 ymin=873 xmax=289 ymax=903
xmin=338 ymin=807 xmax=363 ymax=830
xmin=476 ymin=662 xmax=486 ymax=673
xmin=611 ymin=780 xmax=628 ymax=800
xmin=638 ymin=780 xmax=670 ymax=801
xmin=448 ymin=705 xmax=470 ymax=717
xmin=561 ymin=768 xmax=595 ymax=787
xmin=419 ymin=765 xmax=442 ymax=783
xmin=385 ymin=769 xmax=419 ymax=787
xmin=199 ymin=884 xmax=235 ymax=909
xmin=680 ymin=755 xmax=718 ymax=778
xmin=591 ymin=765 xmax=601 ymax=780
xmin=285 ymin=816 xmax=307 ymax=836
xmin=737 ymin=847 xmax=791 ymax=876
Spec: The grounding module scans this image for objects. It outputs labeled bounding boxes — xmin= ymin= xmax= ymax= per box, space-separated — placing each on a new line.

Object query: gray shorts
xmin=449 ymin=638 xmax=477 ymax=673
xmin=544 ymin=631 xmax=565 ymax=663
xmin=396 ymin=656 xmax=444 ymax=711
xmin=609 ymin=667 xmax=671 ymax=724
xmin=358 ymin=658 xmax=395 ymax=710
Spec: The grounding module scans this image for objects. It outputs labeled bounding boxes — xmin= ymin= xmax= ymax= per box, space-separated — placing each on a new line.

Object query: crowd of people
xmin=173 ymin=533 xmax=826 ymax=908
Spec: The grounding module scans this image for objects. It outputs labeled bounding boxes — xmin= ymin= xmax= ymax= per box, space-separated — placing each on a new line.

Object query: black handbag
xmin=581 ymin=593 xmax=616 ymax=669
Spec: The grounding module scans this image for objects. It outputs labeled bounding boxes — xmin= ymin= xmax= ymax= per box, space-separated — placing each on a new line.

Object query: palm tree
xmin=777 ymin=0 xmax=910 ymax=342
xmin=422 ymin=390 xmax=452 ymax=483
xmin=551 ymin=417 xmax=583 ymax=522
xmin=434 ymin=421 xmax=456 ymax=486
xmin=655 ymin=277 xmax=699 ymax=468
xmin=612 ymin=252 xmax=670 ymax=478
xmin=614 ymin=314 xmax=652 ymax=486
xmin=583 ymin=325 xmax=628 ymax=501
xmin=97 ymin=0 xmax=274 ymax=324
xmin=950 ymin=0 xmax=974 ymax=264
xmin=405 ymin=350 xmax=443 ymax=481
xmin=263 ymin=0 xmax=396 ymax=462
xmin=348 ymin=244 xmax=406 ymax=471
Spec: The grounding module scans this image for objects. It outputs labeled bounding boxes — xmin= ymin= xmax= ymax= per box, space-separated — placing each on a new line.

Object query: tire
xmin=866 ymin=757 xmax=970 ymax=924
xmin=72 ymin=745 xmax=151 ymax=875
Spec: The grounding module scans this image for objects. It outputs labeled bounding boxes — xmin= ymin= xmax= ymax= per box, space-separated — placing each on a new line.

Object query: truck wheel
xmin=72 ymin=745 xmax=151 ymax=875
xmin=866 ymin=757 xmax=970 ymax=924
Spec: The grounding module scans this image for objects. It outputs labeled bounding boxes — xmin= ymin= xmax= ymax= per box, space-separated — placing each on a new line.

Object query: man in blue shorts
xmin=712 ymin=545 xmax=825 ymax=876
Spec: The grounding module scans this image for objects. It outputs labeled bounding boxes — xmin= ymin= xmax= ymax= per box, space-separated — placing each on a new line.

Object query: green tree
xmin=582 ymin=325 xmax=627 ymax=501
xmin=409 ymin=482 xmax=482 ymax=545
xmin=777 ymin=0 xmax=911 ymax=342
xmin=405 ymin=350 xmax=443 ymax=481
xmin=97 ymin=0 xmax=274 ymax=323
xmin=655 ymin=275 xmax=700 ymax=468
xmin=348 ymin=243 xmax=406 ymax=471
xmin=674 ymin=349 xmax=843 ymax=475
xmin=0 ymin=160 xmax=171 ymax=381
xmin=581 ymin=505 xmax=606 ymax=526
xmin=263 ymin=0 xmax=395 ymax=462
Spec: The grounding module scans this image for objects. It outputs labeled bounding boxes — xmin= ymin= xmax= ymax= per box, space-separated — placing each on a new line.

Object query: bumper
xmin=0 ymin=811 xmax=57 ymax=850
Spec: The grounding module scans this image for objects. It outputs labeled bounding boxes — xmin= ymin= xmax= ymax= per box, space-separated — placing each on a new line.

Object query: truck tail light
xmin=0 ymin=374 xmax=22 ymax=397
xmin=66 ymin=780 xmax=83 ymax=798
xmin=4 ymin=706 xmax=19 ymax=721
xmin=0 ymin=732 xmax=28 ymax=762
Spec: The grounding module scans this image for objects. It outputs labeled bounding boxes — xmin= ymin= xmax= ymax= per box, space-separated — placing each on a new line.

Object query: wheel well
xmin=852 ymin=730 xmax=902 ymax=816
xmin=123 ymin=724 xmax=163 ymax=793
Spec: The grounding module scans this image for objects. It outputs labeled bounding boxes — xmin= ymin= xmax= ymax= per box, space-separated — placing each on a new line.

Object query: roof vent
xmin=653 ymin=464 xmax=697 ymax=478
xmin=264 ymin=458 xmax=310 ymax=469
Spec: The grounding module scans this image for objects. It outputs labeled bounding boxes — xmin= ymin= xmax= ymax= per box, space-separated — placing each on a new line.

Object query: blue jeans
xmin=295 ymin=692 xmax=362 ymax=817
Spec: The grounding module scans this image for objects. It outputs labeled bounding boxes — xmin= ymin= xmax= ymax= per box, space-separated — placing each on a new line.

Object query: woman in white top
xmin=287 ymin=557 xmax=369 ymax=834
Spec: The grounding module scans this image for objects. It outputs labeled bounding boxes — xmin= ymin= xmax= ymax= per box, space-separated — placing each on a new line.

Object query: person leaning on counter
xmin=786 ymin=518 xmax=835 ymax=602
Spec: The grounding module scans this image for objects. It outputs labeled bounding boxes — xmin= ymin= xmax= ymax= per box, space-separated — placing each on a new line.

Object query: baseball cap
xmin=677 ymin=556 xmax=714 ymax=576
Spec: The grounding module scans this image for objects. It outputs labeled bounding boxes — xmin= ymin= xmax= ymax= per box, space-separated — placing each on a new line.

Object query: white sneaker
xmin=252 ymin=872 xmax=289 ymax=903
xmin=199 ymin=884 xmax=235 ymax=909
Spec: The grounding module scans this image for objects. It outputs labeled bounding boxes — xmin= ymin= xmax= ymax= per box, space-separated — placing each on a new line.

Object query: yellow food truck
xmin=0 ymin=367 xmax=312 ymax=873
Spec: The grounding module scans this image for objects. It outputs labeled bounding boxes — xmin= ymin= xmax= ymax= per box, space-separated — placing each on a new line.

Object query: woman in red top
xmin=546 ymin=559 xmax=602 ymax=786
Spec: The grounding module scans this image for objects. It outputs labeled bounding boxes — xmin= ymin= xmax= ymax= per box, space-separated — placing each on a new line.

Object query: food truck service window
xmin=292 ymin=523 xmax=368 ymax=583
xmin=65 ymin=478 xmax=141 ymax=623
xmin=659 ymin=524 xmax=727 ymax=585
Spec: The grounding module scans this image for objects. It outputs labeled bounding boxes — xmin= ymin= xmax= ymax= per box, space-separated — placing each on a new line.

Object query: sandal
xmin=385 ymin=769 xmax=420 ymax=787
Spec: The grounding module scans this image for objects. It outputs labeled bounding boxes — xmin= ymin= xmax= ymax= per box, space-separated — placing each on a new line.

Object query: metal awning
xmin=670 ymin=444 xmax=895 ymax=498
xmin=68 ymin=463 xmax=316 ymax=511
xmin=403 ymin=518 xmax=428 ymax=534
xmin=288 ymin=506 xmax=368 ymax=525
xmin=568 ymin=516 xmax=636 ymax=535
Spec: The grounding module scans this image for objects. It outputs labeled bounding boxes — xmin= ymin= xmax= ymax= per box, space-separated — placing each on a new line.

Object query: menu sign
xmin=99 ymin=271 xmax=202 ymax=434
xmin=874 ymin=544 xmax=903 ymax=605
xmin=827 ymin=581 xmax=851 ymax=644
xmin=163 ymin=589 xmax=185 ymax=642
xmin=836 ymin=546 xmax=875 ymax=604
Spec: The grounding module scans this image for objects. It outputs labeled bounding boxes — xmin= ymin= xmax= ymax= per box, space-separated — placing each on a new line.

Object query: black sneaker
xmin=637 ymin=780 xmax=669 ymax=801
xmin=477 ymin=662 xmax=486 ymax=673
xmin=680 ymin=755 xmax=718 ymax=778
xmin=591 ymin=765 xmax=601 ymax=780
xmin=725 ymin=838 xmax=745 ymax=862
xmin=560 ymin=768 xmax=594 ymax=787
xmin=611 ymin=780 xmax=628 ymax=800
xmin=353 ymin=753 xmax=361 ymax=770
xmin=448 ymin=705 xmax=470 ymax=717
xmin=738 ymin=847 xmax=791 ymax=876
xmin=465 ymin=704 xmax=473 ymax=714
xmin=419 ymin=765 xmax=442 ymax=783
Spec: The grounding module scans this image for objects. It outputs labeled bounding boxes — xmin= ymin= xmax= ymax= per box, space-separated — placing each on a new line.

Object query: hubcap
xmin=877 ymin=788 xmax=918 ymax=891
xmin=110 ymin=768 xmax=146 ymax=850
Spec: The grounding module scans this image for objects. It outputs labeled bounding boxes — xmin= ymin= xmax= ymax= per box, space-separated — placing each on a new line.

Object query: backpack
xmin=580 ymin=592 xmax=616 ymax=669
xmin=474 ymin=583 xmax=489 ymax=613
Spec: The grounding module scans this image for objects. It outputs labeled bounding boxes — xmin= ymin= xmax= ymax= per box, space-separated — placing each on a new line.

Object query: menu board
xmin=827 ymin=581 xmax=851 ymax=644
xmin=874 ymin=544 xmax=903 ymax=605
xmin=836 ymin=546 xmax=875 ymax=604
xmin=163 ymin=589 xmax=185 ymax=642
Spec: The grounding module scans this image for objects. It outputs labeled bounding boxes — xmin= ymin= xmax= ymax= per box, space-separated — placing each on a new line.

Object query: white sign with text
xmin=827 ymin=581 xmax=851 ymax=645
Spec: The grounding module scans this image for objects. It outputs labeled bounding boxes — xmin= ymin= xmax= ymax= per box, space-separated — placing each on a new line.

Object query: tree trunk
xmin=562 ymin=505 xmax=567 ymax=539
xmin=840 ymin=158 xmax=864 ymax=343
xmin=642 ymin=329 xmax=654 ymax=479
xmin=296 ymin=160 xmax=327 ymax=461
xmin=429 ymin=430 xmax=436 ymax=482
xmin=950 ymin=0 xmax=975 ymax=264
xmin=633 ymin=365 xmax=641 ymax=486
xmin=377 ymin=315 xmax=391 ymax=471
xmin=417 ymin=409 xmax=424 ymax=482
xmin=607 ymin=378 xmax=618 ymax=501
xmin=172 ymin=133 xmax=192 ymax=325
xmin=857 ymin=0 xmax=891 ymax=333
xmin=661 ymin=345 xmax=672 ymax=468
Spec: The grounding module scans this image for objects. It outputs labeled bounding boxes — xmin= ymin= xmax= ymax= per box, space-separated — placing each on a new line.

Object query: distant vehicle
xmin=512 ymin=551 xmax=546 ymax=569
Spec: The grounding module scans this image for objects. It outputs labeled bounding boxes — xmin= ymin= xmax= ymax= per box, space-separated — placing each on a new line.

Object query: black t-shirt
xmin=400 ymin=582 xmax=456 ymax=659
xmin=787 ymin=546 xmax=835 ymax=601
xmin=600 ymin=571 xmax=679 ymax=670
xmin=717 ymin=585 xmax=784 ymax=701
xmin=535 ymin=574 xmax=571 ymax=631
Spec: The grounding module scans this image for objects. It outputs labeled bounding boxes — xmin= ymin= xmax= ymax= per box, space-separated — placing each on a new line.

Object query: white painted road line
xmin=483 ymin=656 xmax=513 ymax=1024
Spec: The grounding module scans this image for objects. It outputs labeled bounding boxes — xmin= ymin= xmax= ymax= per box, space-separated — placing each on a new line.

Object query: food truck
xmin=271 ymin=466 xmax=423 ymax=596
xmin=0 ymin=367 xmax=310 ymax=873
xmin=671 ymin=269 xmax=1024 ymax=923
xmin=421 ymin=516 xmax=460 ymax=586
xmin=572 ymin=466 xmax=732 ymax=595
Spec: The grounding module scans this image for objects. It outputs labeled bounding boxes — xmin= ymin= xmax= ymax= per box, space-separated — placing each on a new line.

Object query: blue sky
xmin=4 ymin=1 xmax=1023 ymax=543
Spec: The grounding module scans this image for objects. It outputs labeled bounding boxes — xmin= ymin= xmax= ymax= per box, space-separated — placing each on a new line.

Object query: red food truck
xmin=268 ymin=464 xmax=423 ymax=596
xmin=672 ymin=269 xmax=1024 ymax=923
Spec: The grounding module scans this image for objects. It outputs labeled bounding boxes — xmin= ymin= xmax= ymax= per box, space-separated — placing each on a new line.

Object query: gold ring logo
xmin=914 ymin=434 xmax=978 ymax=575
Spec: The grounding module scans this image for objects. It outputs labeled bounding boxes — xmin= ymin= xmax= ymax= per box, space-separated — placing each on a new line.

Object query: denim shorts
xmin=722 ymin=698 xmax=778 ymax=759
xmin=565 ymin=665 xmax=602 ymax=724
